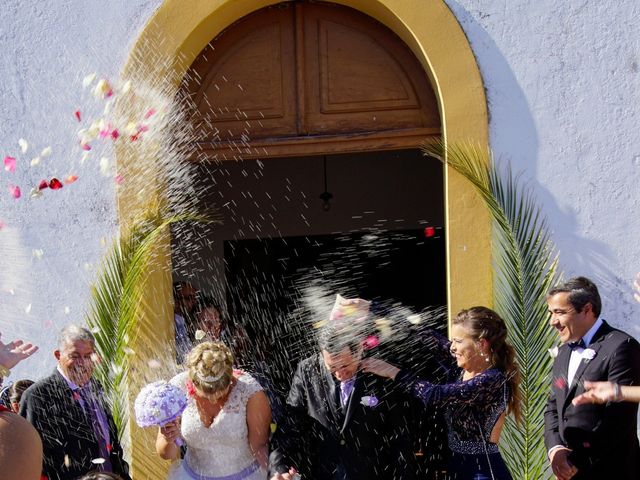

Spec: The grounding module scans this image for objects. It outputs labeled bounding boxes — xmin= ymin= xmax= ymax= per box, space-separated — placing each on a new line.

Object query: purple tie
xmin=77 ymin=387 xmax=113 ymax=472
xmin=340 ymin=378 xmax=355 ymax=407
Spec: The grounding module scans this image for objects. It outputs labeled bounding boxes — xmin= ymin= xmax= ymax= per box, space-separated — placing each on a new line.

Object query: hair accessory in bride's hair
xmin=194 ymin=370 xmax=226 ymax=384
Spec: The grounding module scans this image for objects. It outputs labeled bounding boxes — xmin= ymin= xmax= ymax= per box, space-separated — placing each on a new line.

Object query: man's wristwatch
xmin=0 ymin=364 xmax=10 ymax=378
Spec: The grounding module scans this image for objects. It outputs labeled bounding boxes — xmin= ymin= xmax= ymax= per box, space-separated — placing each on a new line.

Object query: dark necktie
xmin=568 ymin=338 xmax=586 ymax=350
xmin=77 ymin=386 xmax=113 ymax=472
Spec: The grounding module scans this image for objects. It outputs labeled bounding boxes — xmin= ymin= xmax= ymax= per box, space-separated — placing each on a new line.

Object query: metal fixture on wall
xmin=319 ymin=155 xmax=333 ymax=211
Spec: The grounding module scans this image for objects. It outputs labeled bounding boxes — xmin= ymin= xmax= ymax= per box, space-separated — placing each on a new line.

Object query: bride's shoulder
xmin=233 ymin=370 xmax=263 ymax=397
xmin=169 ymin=371 xmax=190 ymax=391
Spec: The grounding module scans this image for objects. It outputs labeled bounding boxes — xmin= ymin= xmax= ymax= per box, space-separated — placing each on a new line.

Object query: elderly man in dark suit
xmin=269 ymin=295 xmax=415 ymax=480
xmin=20 ymin=325 xmax=130 ymax=480
xmin=544 ymin=276 xmax=640 ymax=480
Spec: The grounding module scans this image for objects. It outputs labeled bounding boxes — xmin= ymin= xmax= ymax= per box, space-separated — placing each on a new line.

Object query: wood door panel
xmin=184 ymin=7 xmax=298 ymax=141
xmin=181 ymin=1 xmax=441 ymax=155
xmin=302 ymin=3 xmax=440 ymax=135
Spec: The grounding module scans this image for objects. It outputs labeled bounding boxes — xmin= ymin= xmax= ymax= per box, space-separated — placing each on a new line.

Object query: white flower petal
xmin=82 ymin=73 xmax=97 ymax=88
xmin=18 ymin=138 xmax=28 ymax=153
xmin=30 ymin=157 xmax=41 ymax=166
xmin=40 ymin=146 xmax=52 ymax=157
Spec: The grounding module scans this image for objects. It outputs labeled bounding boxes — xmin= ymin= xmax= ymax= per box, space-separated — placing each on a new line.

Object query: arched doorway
xmin=121 ymin=1 xmax=490 ymax=476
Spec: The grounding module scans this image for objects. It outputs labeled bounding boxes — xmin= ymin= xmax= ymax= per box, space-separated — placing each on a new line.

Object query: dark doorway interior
xmin=224 ymin=227 xmax=446 ymax=387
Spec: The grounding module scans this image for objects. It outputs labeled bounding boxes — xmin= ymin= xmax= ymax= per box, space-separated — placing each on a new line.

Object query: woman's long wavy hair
xmin=454 ymin=306 xmax=522 ymax=423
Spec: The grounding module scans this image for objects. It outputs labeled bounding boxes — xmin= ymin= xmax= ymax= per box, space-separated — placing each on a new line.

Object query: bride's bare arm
xmin=156 ymin=419 xmax=181 ymax=461
xmin=247 ymin=390 xmax=272 ymax=469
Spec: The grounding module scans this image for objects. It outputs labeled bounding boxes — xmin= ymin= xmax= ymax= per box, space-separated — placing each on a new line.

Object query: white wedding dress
xmin=168 ymin=371 xmax=267 ymax=480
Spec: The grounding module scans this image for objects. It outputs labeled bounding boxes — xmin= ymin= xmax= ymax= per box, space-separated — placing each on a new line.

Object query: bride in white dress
xmin=156 ymin=341 xmax=271 ymax=480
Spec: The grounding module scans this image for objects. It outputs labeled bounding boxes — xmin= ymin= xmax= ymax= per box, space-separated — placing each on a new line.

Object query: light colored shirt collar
xmin=581 ymin=317 xmax=603 ymax=348
xmin=56 ymin=364 xmax=89 ymax=389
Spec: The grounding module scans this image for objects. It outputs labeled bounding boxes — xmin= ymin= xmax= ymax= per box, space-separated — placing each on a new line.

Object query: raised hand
xmin=0 ymin=333 xmax=38 ymax=370
xmin=573 ymin=381 xmax=617 ymax=405
xmin=159 ymin=419 xmax=182 ymax=443
xmin=360 ymin=358 xmax=400 ymax=380
xmin=270 ymin=467 xmax=299 ymax=480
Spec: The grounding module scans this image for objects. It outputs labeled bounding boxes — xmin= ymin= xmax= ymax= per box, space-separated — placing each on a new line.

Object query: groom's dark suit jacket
xmin=269 ymin=354 xmax=416 ymax=480
xmin=544 ymin=320 xmax=640 ymax=479
xmin=20 ymin=369 xmax=130 ymax=480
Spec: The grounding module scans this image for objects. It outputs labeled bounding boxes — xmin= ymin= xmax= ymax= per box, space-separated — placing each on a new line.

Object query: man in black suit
xmin=269 ymin=296 xmax=415 ymax=480
xmin=544 ymin=277 xmax=640 ymax=480
xmin=20 ymin=325 xmax=130 ymax=480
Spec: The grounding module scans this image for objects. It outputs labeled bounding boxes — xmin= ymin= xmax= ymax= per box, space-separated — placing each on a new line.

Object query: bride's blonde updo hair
xmin=186 ymin=341 xmax=234 ymax=395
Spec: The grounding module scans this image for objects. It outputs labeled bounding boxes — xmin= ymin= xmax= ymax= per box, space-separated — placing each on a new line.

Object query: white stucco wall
xmin=0 ymin=0 xmax=163 ymax=381
xmin=445 ymin=0 xmax=640 ymax=336
xmin=1 ymin=0 xmax=639 ymax=383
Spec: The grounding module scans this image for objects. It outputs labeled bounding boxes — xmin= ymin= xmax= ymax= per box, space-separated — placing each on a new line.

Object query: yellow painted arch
xmin=121 ymin=1 xmax=490 ymax=476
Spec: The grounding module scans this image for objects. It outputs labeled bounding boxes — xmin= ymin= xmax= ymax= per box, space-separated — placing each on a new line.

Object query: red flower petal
xmin=4 ymin=156 xmax=16 ymax=173
xmin=110 ymin=129 xmax=119 ymax=140
xmin=424 ymin=226 xmax=436 ymax=238
xmin=9 ymin=184 xmax=21 ymax=199
xmin=64 ymin=175 xmax=78 ymax=185
xmin=38 ymin=180 xmax=49 ymax=190
xmin=74 ymin=110 xmax=81 ymax=122
xmin=363 ymin=335 xmax=380 ymax=349
xmin=49 ymin=178 xmax=63 ymax=190
xmin=80 ymin=142 xmax=91 ymax=151
xmin=130 ymin=134 xmax=139 ymax=142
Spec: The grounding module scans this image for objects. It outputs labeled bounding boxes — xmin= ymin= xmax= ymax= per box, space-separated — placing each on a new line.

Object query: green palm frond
xmin=423 ymin=140 xmax=558 ymax=480
xmin=85 ymin=203 xmax=211 ymax=434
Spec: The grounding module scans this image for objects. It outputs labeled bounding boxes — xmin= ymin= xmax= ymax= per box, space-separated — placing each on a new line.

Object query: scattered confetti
xmin=93 ymin=79 xmax=113 ymax=99
xmin=83 ymin=263 xmax=92 ymax=271
xmin=80 ymin=142 xmax=92 ymax=151
xmin=49 ymin=178 xmax=63 ymax=190
xmin=114 ymin=174 xmax=124 ymax=185
xmin=91 ymin=458 xmax=106 ymax=465
xmin=144 ymin=108 xmax=156 ymax=119
xmin=64 ymin=306 xmax=70 ymax=314
xmin=64 ymin=175 xmax=78 ymax=185
xmin=4 ymin=156 xmax=16 ymax=173
xmin=9 ymin=184 xmax=21 ymax=199
xmin=30 ymin=157 xmax=40 ymax=166
xmin=99 ymin=157 xmax=111 ymax=176
xmin=82 ymin=73 xmax=97 ymax=88
xmin=25 ymin=304 xmax=32 ymax=314
xmin=32 ymin=249 xmax=44 ymax=259
xmin=195 ymin=329 xmax=206 ymax=340
xmin=74 ymin=110 xmax=81 ymax=122
xmin=18 ymin=138 xmax=28 ymax=154
xmin=407 ymin=314 xmax=421 ymax=325
xmin=40 ymin=146 xmax=52 ymax=157
xmin=147 ymin=359 xmax=162 ymax=369
xmin=38 ymin=180 xmax=49 ymax=190
xmin=29 ymin=187 xmax=42 ymax=198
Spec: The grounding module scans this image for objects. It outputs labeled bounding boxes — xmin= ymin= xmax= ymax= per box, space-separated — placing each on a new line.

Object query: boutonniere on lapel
xmin=580 ymin=348 xmax=597 ymax=363
xmin=548 ymin=346 xmax=559 ymax=358
xmin=360 ymin=395 xmax=379 ymax=407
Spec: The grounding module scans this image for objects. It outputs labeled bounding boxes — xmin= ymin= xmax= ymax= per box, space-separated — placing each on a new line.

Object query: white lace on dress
xmin=168 ymin=371 xmax=266 ymax=480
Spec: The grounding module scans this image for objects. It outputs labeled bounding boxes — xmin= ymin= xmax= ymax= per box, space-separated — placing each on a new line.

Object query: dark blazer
xmin=19 ymin=369 xmax=130 ymax=480
xmin=269 ymin=354 xmax=416 ymax=480
xmin=544 ymin=320 xmax=640 ymax=479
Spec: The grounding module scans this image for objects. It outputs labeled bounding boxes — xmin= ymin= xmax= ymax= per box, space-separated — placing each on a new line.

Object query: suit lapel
xmin=317 ymin=355 xmax=342 ymax=429
xmin=566 ymin=322 xmax=611 ymax=399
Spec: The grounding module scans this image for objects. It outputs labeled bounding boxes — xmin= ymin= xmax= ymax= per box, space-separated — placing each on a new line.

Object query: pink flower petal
xmin=114 ymin=174 xmax=124 ymax=185
xmin=4 ymin=156 xmax=16 ymax=173
xmin=9 ymin=184 xmax=21 ymax=199
xmin=0 ymin=220 xmax=5 ymax=230
xmin=80 ymin=142 xmax=91 ymax=151
xmin=49 ymin=178 xmax=63 ymax=190
xmin=64 ymin=175 xmax=78 ymax=185
xmin=144 ymin=108 xmax=156 ymax=119
xmin=38 ymin=180 xmax=49 ymax=190
xmin=74 ymin=110 xmax=81 ymax=122
xmin=138 ymin=124 xmax=149 ymax=133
